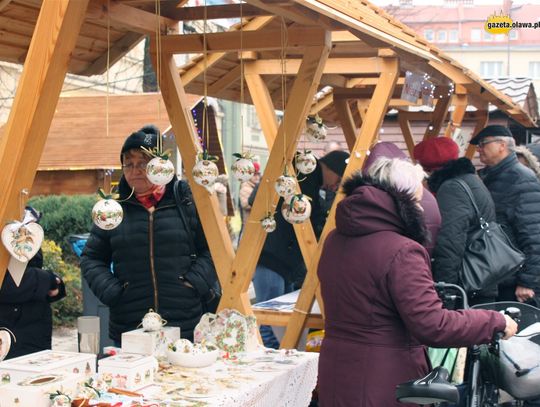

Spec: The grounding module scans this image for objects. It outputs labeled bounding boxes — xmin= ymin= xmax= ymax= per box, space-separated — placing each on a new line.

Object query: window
xmin=480 ymin=61 xmax=503 ymax=78
xmin=509 ymin=30 xmax=518 ymax=40
xmin=437 ymin=30 xmax=447 ymax=42
xmin=470 ymin=29 xmax=481 ymax=42
xmin=494 ymin=34 xmax=506 ymax=42
xmin=482 ymin=30 xmax=493 ymax=41
xmin=449 ymin=29 xmax=459 ymax=42
xmin=424 ymin=29 xmax=434 ymax=41
xmin=530 ymin=62 xmax=540 ymax=79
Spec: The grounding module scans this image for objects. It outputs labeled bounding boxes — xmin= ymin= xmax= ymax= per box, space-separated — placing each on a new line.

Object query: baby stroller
xmin=396 ymin=282 xmax=540 ymax=407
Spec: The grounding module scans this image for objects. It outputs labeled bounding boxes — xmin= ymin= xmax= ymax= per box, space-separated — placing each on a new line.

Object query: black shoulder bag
xmin=173 ymin=180 xmax=221 ymax=314
xmin=455 ymin=179 xmax=525 ymax=295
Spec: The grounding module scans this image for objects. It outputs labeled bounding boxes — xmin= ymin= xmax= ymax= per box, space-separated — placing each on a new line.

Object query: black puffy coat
xmin=0 ymin=251 xmax=65 ymax=359
xmin=428 ymin=158 xmax=497 ymax=301
xmin=81 ymin=177 xmax=217 ymax=342
xmin=479 ymin=153 xmax=540 ymax=292
xmin=248 ymin=165 xmax=325 ymax=285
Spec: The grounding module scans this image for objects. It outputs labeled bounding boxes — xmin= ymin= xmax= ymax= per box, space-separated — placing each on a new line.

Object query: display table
xmin=137 ymin=350 xmax=319 ymax=406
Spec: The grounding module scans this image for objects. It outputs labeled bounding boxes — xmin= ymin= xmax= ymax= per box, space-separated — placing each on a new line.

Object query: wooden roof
xmin=0 ymin=93 xmax=201 ymax=170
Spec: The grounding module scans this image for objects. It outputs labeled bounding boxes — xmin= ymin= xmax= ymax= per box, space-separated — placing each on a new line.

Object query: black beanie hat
xmin=319 ymin=150 xmax=350 ymax=176
xmin=120 ymin=125 xmax=159 ymax=162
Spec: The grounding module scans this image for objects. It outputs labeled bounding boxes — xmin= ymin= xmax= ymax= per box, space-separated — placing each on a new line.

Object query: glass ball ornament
xmin=261 ymin=214 xmax=277 ymax=233
xmin=146 ymin=157 xmax=175 ymax=186
xmin=295 ymin=151 xmax=317 ymax=174
xmin=275 ymin=175 xmax=297 ymax=198
xmin=282 ymin=194 xmax=312 ymax=224
xmin=231 ymin=157 xmax=256 ymax=182
xmin=92 ymin=199 xmax=123 ymax=230
xmin=192 ymin=159 xmax=219 ymax=187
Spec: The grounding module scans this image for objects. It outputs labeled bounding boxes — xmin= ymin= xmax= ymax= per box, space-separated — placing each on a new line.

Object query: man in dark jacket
xmin=249 ymin=150 xmax=349 ymax=348
xmin=471 ymin=125 xmax=540 ymax=304
xmin=415 ymin=137 xmax=498 ymax=305
xmin=81 ymin=125 xmax=217 ymax=343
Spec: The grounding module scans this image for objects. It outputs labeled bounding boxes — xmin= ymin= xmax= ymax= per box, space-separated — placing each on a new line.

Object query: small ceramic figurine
xmin=146 ymin=157 xmax=175 ymax=186
xmin=91 ymin=199 xmax=123 ymax=230
xmin=281 ymin=194 xmax=312 ymax=224
xmin=141 ymin=309 xmax=167 ymax=332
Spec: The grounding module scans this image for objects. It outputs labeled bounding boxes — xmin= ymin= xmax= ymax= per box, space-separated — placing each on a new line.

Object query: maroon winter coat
xmin=317 ymin=174 xmax=507 ymax=407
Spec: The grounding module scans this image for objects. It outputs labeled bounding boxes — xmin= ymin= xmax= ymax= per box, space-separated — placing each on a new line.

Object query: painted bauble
xmin=146 ymin=157 xmax=175 ymax=186
xmin=282 ymin=195 xmax=312 ymax=224
xmin=295 ymin=151 xmax=317 ymax=174
xmin=0 ymin=329 xmax=13 ymax=362
xmin=91 ymin=199 xmax=123 ymax=230
xmin=305 ymin=121 xmax=327 ymax=142
xmin=274 ymin=175 xmax=297 ymax=198
xmin=231 ymin=158 xmax=255 ymax=182
xmin=192 ymin=160 xmax=219 ymax=187
xmin=261 ymin=215 xmax=277 ymax=233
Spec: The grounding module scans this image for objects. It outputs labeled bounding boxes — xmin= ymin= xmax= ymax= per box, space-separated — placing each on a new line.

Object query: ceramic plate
xmin=251 ymin=363 xmax=282 ymax=373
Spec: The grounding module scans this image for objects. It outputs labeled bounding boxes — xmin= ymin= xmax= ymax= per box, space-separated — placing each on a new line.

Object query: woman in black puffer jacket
xmin=81 ymin=126 xmax=217 ymax=343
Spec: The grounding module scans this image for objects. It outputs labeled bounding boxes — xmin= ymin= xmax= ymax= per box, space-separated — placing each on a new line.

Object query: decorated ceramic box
xmin=0 ymin=350 xmax=96 ymax=385
xmin=121 ymin=326 xmax=180 ymax=358
xmin=98 ymin=353 xmax=157 ymax=391
xmin=0 ymin=372 xmax=79 ymax=407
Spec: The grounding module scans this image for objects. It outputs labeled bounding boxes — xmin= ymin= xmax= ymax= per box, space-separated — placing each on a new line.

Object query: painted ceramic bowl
xmin=146 ymin=157 xmax=175 ymax=186
xmin=192 ymin=160 xmax=219 ymax=187
xmin=167 ymin=348 xmax=219 ymax=368
xmin=261 ymin=215 xmax=277 ymax=233
xmin=91 ymin=199 xmax=123 ymax=230
xmin=295 ymin=152 xmax=317 ymax=174
xmin=305 ymin=122 xmax=327 ymax=142
xmin=231 ymin=158 xmax=256 ymax=182
xmin=282 ymin=195 xmax=312 ymax=224
xmin=274 ymin=175 xmax=297 ymax=198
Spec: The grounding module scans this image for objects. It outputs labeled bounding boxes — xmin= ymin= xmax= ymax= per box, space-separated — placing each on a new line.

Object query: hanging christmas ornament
xmin=305 ymin=114 xmax=327 ymax=142
xmin=1 ymin=221 xmax=44 ymax=263
xmin=141 ymin=145 xmax=175 ymax=186
xmin=261 ymin=213 xmax=277 ymax=233
xmin=282 ymin=194 xmax=312 ymax=224
xmin=192 ymin=150 xmax=219 ymax=188
xmin=275 ymin=172 xmax=297 ymax=199
xmin=91 ymin=189 xmax=123 ymax=231
xmin=231 ymin=152 xmax=256 ymax=182
xmin=295 ymin=150 xmax=317 ymax=174
xmin=0 ymin=328 xmax=15 ymax=362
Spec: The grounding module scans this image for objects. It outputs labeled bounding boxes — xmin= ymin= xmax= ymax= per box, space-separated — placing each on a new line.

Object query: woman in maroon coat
xmin=317 ymin=157 xmax=517 ymax=407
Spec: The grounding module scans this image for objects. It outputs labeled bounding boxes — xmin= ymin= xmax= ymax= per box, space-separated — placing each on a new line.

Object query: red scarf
xmin=135 ymin=185 xmax=166 ymax=209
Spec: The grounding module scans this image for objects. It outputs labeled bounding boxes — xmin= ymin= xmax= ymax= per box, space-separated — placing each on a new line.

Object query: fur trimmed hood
xmin=337 ymin=173 xmax=428 ymax=245
xmin=427 ymin=157 xmax=476 ymax=193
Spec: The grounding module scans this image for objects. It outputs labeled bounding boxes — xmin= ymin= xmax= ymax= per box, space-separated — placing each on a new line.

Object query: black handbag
xmin=456 ymin=179 xmax=525 ymax=294
xmin=173 ymin=180 xmax=222 ymax=313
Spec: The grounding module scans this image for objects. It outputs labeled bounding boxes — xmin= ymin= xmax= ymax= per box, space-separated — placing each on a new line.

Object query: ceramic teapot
xmin=141 ymin=309 xmax=167 ymax=332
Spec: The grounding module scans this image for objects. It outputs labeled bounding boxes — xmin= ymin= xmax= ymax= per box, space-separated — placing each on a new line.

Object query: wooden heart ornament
xmin=0 ymin=328 xmax=14 ymax=362
xmin=1 ymin=221 xmax=44 ymax=263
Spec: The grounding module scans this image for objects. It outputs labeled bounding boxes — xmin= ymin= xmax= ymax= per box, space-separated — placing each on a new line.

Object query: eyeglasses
xmin=122 ymin=162 xmax=148 ymax=172
xmin=477 ymin=138 xmax=504 ymax=148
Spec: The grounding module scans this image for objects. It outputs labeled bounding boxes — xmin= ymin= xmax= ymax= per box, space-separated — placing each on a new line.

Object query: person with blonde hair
xmin=317 ymin=157 xmax=517 ymax=407
xmin=514 ymin=145 xmax=540 ymax=180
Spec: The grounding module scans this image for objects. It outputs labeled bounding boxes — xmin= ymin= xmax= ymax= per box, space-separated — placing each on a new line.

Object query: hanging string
xmin=202 ymin=0 xmax=210 ymax=153
xmin=280 ymin=17 xmax=288 ymax=171
xmin=106 ymin=0 xmax=111 ymax=193
xmin=155 ymin=0 xmax=163 ymax=153
xmin=19 ymin=189 xmax=29 ymax=220
xmin=239 ymin=2 xmax=245 ymax=153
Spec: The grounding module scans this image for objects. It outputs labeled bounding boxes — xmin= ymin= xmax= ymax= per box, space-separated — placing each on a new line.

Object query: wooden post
xmin=157 ymin=50 xmax=235 ymax=286
xmin=0 ymin=0 xmax=90 ymax=285
xmin=398 ymin=113 xmax=417 ymax=160
xmin=220 ymin=34 xmax=332 ymax=315
xmin=334 ymin=99 xmax=357 ymax=151
xmin=444 ymin=94 xmax=468 ymax=138
xmin=280 ymin=57 xmax=400 ymax=348
xmin=423 ymin=95 xmax=451 ymax=139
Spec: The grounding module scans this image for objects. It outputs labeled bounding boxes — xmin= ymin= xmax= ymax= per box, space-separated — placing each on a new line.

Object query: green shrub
xmin=42 ymin=239 xmax=82 ymax=327
xmin=28 ymin=194 xmax=95 ymax=256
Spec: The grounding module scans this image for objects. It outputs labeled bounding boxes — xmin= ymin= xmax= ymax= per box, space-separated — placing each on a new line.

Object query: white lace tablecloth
xmin=144 ymin=351 xmax=319 ymax=406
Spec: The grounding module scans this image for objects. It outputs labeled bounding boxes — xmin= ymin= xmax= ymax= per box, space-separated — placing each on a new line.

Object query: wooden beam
xmin=281 ymin=57 xmax=400 ymax=348
xmin=169 ymin=4 xmax=270 ymax=20
xmin=0 ymin=0 xmax=90 ymax=285
xmin=334 ymin=99 xmax=357 ymax=151
xmin=246 ymin=57 xmax=388 ymax=75
xmin=179 ymin=16 xmax=274 ymax=85
xmin=0 ymin=0 xmax=12 ymax=12
xmin=254 ymin=309 xmax=324 ymax=329
xmin=220 ymin=36 xmax=332 ymax=316
xmin=245 ymin=0 xmax=320 ymax=26
xmin=444 ymin=94 xmax=468 ymax=138
xmin=357 ymin=100 xmax=369 ymax=125
xmin=161 ymin=27 xmax=329 ymax=54
xmin=423 ymin=96 xmax=451 ymax=139
xmin=398 ymin=114 xmax=416 ymax=160
xmin=208 ymin=65 xmax=241 ymax=94
xmin=465 ymin=109 xmax=489 ymax=159
xmin=157 ymin=52 xmax=235 ymax=287
xmin=86 ymin=0 xmax=177 ymax=35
